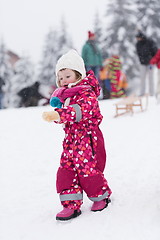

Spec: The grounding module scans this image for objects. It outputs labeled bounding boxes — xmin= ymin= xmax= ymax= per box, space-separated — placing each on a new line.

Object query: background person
xmin=82 ymin=31 xmax=102 ymax=79
xmin=136 ymin=31 xmax=158 ymax=96
xmin=99 ymin=58 xmax=111 ymax=99
xmin=150 ymin=49 xmax=160 ymax=101
xmin=108 ymin=55 xmax=126 ymax=98
xmin=18 ymin=82 xmax=45 ymax=107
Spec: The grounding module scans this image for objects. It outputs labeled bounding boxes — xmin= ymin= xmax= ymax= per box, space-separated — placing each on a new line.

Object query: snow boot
xmin=56 ymin=207 xmax=81 ymax=221
xmin=91 ymin=198 xmax=111 ymax=212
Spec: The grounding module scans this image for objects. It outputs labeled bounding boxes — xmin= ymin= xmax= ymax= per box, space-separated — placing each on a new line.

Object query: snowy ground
xmin=0 ymin=97 xmax=160 ymax=240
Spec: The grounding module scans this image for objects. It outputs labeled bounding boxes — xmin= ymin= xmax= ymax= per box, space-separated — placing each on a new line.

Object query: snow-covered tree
xmin=0 ymin=41 xmax=13 ymax=108
xmin=37 ymin=29 xmax=59 ymax=87
xmin=93 ymin=11 xmax=103 ymax=48
xmin=101 ymin=0 xmax=160 ymax=89
xmin=101 ymin=0 xmax=139 ymax=84
xmin=135 ymin=0 xmax=160 ymax=46
xmin=37 ymin=19 xmax=73 ymax=87
xmin=57 ymin=17 xmax=73 ymax=58
xmin=9 ymin=56 xmax=35 ymax=108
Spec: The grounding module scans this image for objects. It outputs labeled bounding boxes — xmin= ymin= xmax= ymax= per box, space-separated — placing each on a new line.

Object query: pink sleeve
xmin=54 ymin=106 xmax=76 ymax=124
xmin=76 ymin=90 xmax=99 ymax=121
xmin=54 ymin=89 xmax=99 ymax=124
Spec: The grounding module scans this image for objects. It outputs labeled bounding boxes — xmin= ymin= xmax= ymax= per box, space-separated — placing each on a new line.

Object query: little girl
xmin=42 ymin=50 xmax=112 ymax=221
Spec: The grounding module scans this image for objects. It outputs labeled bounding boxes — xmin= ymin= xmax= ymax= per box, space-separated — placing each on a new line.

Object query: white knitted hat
xmin=55 ymin=49 xmax=86 ymax=86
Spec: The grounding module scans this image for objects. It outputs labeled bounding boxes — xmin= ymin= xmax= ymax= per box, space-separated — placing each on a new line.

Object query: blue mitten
xmin=50 ymin=97 xmax=62 ymax=108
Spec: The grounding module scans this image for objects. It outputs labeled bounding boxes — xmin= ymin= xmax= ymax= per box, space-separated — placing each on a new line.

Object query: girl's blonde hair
xmin=74 ymin=70 xmax=82 ymax=80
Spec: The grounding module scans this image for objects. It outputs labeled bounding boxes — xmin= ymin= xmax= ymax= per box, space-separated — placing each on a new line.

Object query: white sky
xmin=0 ymin=0 xmax=107 ymax=64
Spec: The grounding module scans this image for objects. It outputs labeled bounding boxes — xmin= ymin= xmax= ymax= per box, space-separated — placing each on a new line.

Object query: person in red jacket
xmin=150 ymin=49 xmax=160 ymax=100
xmin=42 ymin=50 xmax=112 ymax=221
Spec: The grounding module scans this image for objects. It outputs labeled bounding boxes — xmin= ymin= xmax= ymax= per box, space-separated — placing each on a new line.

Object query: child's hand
xmin=42 ymin=111 xmax=60 ymax=122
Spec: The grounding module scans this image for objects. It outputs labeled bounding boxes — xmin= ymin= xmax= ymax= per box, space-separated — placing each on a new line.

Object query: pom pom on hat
xmin=88 ymin=31 xmax=95 ymax=39
xmin=55 ymin=49 xmax=86 ymax=87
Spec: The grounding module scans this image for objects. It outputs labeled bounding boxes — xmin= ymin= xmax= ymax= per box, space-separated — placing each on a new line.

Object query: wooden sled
xmin=114 ymin=94 xmax=149 ymax=117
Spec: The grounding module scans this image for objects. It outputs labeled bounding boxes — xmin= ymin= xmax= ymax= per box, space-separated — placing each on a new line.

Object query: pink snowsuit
xmin=53 ymin=70 xmax=112 ymax=209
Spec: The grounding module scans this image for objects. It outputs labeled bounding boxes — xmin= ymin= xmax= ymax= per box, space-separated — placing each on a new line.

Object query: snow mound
xmin=0 ymin=98 xmax=160 ymax=240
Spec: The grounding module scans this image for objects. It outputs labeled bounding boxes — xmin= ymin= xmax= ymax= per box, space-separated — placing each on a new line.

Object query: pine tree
xmin=37 ymin=29 xmax=59 ymax=86
xmin=93 ymin=11 xmax=103 ymax=48
xmin=135 ymin=0 xmax=160 ymax=45
xmin=57 ymin=17 xmax=73 ymax=59
xmin=101 ymin=0 xmax=139 ymax=85
xmin=37 ymin=20 xmax=73 ymax=88
xmin=0 ymin=41 xmax=13 ymax=108
xmin=9 ymin=56 xmax=35 ymax=108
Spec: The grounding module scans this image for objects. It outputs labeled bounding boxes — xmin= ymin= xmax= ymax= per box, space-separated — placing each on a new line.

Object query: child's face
xmin=58 ymin=69 xmax=77 ymax=87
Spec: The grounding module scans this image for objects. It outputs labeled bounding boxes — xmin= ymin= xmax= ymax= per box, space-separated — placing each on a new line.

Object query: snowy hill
xmin=0 ymin=98 xmax=160 ymax=240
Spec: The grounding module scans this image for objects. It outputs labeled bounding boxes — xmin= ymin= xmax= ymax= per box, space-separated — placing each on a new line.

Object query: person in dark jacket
xmin=18 ymin=82 xmax=44 ymax=107
xmin=136 ymin=31 xmax=158 ymax=96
